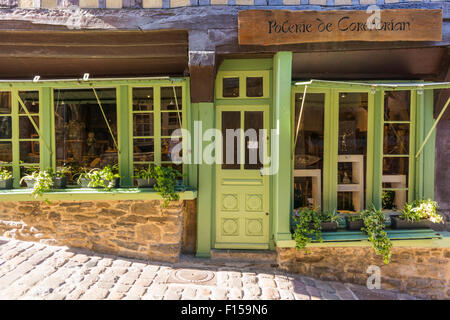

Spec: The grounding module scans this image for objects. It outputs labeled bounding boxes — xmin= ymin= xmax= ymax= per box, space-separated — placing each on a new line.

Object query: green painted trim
xmin=0 ymin=188 xmax=197 ymax=202
xmin=372 ymin=90 xmax=384 ymax=209
xmin=415 ymin=91 xmax=424 ymax=200
xmin=272 ymin=52 xmax=292 ymax=242
xmin=219 ymin=59 xmax=273 ymax=72
xmin=118 ymin=85 xmax=132 ymax=187
xmin=421 ymin=90 xmax=436 ymax=200
xmin=196 ymin=102 xmax=214 ymax=258
xmin=11 ymin=88 xmax=20 ymax=188
xmin=366 ymin=90 xmax=375 ymax=206
xmin=276 ymin=237 xmax=448 ymax=248
xmin=40 ymin=88 xmax=52 ymax=170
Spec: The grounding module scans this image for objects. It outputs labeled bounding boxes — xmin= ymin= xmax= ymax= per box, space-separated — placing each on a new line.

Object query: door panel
xmin=215 ymin=105 xmax=269 ymax=249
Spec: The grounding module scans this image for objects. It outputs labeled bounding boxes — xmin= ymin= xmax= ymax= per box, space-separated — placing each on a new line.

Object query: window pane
xmin=19 ymin=91 xmax=39 ymax=114
xmin=0 ymin=142 xmax=12 ymax=163
xmin=293 ymin=93 xmax=324 ymax=210
xmin=19 ymin=116 xmax=39 ymax=139
xmin=0 ymin=92 xmax=11 ymax=114
xmin=133 ymin=113 xmax=154 ymax=137
xmin=246 ymin=77 xmax=263 ymax=97
xmin=0 ymin=116 xmax=12 ymax=139
xmin=161 ymin=112 xmax=181 ymax=136
xmin=338 ymin=92 xmax=368 ymax=212
xmin=384 ymin=91 xmax=410 ymax=121
xmin=383 ymin=157 xmax=409 ymax=176
xmin=132 ymin=88 xmax=153 ymax=111
xmin=133 ymin=138 xmax=154 ymax=162
xmin=161 ymin=137 xmax=182 ymax=162
xmin=54 ymin=88 xmax=118 ymax=171
xmin=384 ymin=124 xmax=410 ymax=155
xmin=222 ymin=111 xmax=240 ymax=169
xmin=223 ymin=78 xmax=239 ymax=98
xmin=20 ymin=141 xmax=39 ymax=163
xmin=161 ymin=87 xmax=182 ymax=111
xmin=244 ymin=111 xmax=263 ymax=170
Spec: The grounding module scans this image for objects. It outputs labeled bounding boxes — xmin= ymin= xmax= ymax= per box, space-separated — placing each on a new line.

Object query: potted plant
xmin=134 ymin=165 xmax=156 ymax=188
xmin=153 ymin=165 xmax=183 ymax=207
xmin=292 ymin=207 xmax=323 ymax=251
xmin=392 ymin=199 xmax=443 ymax=229
xmin=317 ymin=210 xmax=340 ymax=231
xmin=0 ymin=168 xmax=14 ymax=189
xmin=360 ymin=205 xmax=392 ymax=264
xmin=20 ymin=170 xmax=54 ymax=198
xmin=48 ymin=168 xmax=68 ymax=189
xmin=77 ymin=165 xmax=120 ymax=190
xmin=345 ymin=213 xmax=364 ymax=230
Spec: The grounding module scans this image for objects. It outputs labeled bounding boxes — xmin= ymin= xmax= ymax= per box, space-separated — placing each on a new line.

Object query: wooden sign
xmin=238 ymin=9 xmax=442 ymax=45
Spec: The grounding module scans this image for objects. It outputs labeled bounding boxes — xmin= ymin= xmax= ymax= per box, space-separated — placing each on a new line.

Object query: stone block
xmin=210 ymin=0 xmax=227 ymax=4
xmin=142 ymin=1 xmax=163 ymax=9
xmin=308 ymin=0 xmax=326 ymax=4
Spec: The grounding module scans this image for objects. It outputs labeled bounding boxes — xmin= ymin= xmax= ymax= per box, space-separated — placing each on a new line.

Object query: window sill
xmin=277 ymin=229 xmax=446 ymax=248
xmin=0 ymin=187 xmax=197 ymax=202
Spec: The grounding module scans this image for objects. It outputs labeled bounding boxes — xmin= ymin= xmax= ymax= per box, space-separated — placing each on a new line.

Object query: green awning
xmin=293 ymin=79 xmax=450 ymax=91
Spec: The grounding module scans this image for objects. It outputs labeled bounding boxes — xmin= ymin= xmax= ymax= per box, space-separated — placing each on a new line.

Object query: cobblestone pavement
xmin=0 ymin=237 xmax=418 ymax=300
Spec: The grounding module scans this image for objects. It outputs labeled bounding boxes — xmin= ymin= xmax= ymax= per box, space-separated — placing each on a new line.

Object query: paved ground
xmin=0 ymin=237 xmax=418 ymax=300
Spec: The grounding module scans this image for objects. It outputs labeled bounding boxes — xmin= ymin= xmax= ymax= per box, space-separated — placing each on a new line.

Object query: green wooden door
xmin=215 ymin=105 xmax=270 ymax=249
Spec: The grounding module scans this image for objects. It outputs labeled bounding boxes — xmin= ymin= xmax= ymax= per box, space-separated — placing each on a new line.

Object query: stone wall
xmin=277 ymin=246 xmax=450 ymax=299
xmin=0 ymin=199 xmax=197 ymax=263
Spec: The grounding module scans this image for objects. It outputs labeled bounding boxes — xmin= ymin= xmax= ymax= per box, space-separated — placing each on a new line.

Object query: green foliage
xmin=317 ymin=209 xmax=340 ymax=223
xmin=345 ymin=213 xmax=363 ymax=222
xmin=292 ymin=208 xmax=323 ymax=251
xmin=0 ymin=168 xmax=13 ymax=180
xmin=152 ymin=165 xmax=183 ymax=207
xmin=360 ymin=205 xmax=392 ymax=264
xmin=400 ymin=199 xmax=443 ymax=224
xmin=77 ymin=165 xmax=120 ymax=190
xmin=382 ymin=190 xmax=395 ymax=209
xmin=134 ymin=164 xmax=156 ymax=180
xmin=20 ymin=170 xmax=54 ymax=199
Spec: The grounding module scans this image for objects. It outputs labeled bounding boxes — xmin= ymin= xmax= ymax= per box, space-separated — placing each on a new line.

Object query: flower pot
xmin=320 ymin=221 xmax=339 ymax=232
xmin=0 ymin=178 xmax=14 ymax=189
xmin=52 ymin=177 xmax=67 ymax=189
xmin=345 ymin=217 xmax=364 ymax=231
xmin=79 ymin=177 xmax=120 ymax=189
xmin=23 ymin=177 xmax=36 ymax=188
xmin=391 ymin=216 xmax=431 ymax=229
xmin=136 ymin=178 xmax=156 ymax=188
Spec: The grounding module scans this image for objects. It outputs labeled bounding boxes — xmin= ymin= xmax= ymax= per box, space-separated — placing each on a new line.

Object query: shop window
xmin=132 ymin=86 xmax=183 ymax=180
xmin=0 ymin=92 xmax=12 ymax=166
xmin=382 ymin=91 xmax=411 ymax=211
xmin=54 ymin=88 xmax=118 ymax=185
xmin=293 ymin=93 xmax=325 ymax=210
xmin=18 ymin=91 xmax=40 ymax=170
xmin=337 ymin=92 xmax=368 ymax=213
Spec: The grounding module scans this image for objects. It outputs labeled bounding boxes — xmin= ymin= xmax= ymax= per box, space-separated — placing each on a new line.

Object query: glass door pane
xmin=337 ymin=92 xmax=368 ymax=213
xmin=221 ymin=111 xmax=241 ymax=170
xmin=244 ymin=111 xmax=263 ymax=170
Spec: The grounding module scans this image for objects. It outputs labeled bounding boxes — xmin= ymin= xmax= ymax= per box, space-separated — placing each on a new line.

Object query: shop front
xmin=0 ymin=0 xmax=449 ymax=298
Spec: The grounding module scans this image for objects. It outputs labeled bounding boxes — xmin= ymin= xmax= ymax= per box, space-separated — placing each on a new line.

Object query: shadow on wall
xmin=435 ymin=118 xmax=450 ymax=231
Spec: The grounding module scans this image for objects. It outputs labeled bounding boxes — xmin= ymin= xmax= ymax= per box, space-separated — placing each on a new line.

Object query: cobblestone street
xmin=0 ymin=237 xmax=418 ymax=300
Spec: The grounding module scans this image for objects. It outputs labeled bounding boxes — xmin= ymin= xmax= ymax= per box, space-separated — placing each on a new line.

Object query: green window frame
xmin=130 ymin=84 xmax=188 ymax=184
xmin=291 ymin=84 xmax=434 ymax=213
xmin=0 ymin=88 xmax=44 ymax=188
xmin=216 ymin=70 xmax=270 ymax=99
xmin=0 ymin=78 xmax=189 ymax=190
